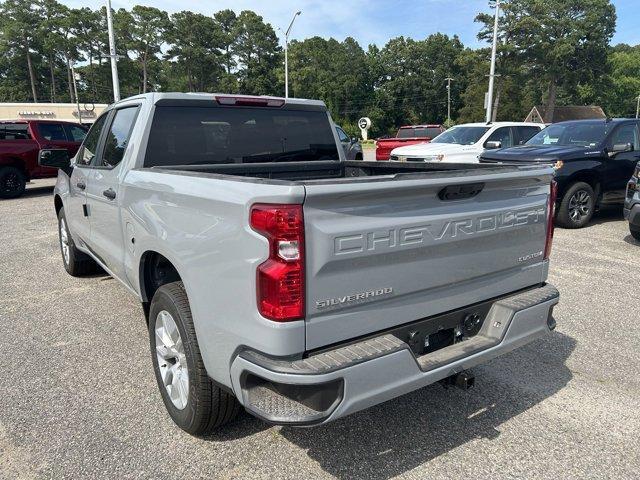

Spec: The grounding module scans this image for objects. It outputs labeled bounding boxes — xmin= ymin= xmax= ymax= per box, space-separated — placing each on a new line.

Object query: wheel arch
xmin=138 ymin=250 xmax=184 ymax=321
xmin=559 ymin=171 xmax=601 ymax=201
xmin=54 ymin=194 xmax=63 ymax=216
xmin=0 ymin=157 xmax=29 ymax=179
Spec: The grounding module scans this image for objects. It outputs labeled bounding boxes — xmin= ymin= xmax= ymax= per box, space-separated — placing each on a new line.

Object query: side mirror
xmin=485 ymin=140 xmax=502 ymax=149
xmin=608 ymin=143 xmax=633 ymax=157
xmin=350 ymin=137 xmax=358 ymax=144
xmin=38 ymin=148 xmax=71 ymax=169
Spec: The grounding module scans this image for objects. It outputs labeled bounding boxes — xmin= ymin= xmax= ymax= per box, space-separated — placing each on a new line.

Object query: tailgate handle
xmin=438 ymin=183 xmax=484 ymax=201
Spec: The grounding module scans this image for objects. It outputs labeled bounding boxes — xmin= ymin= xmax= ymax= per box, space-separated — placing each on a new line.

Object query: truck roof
xmin=113 ymin=92 xmax=327 ymax=110
xmin=398 ymin=124 xmax=443 ymax=128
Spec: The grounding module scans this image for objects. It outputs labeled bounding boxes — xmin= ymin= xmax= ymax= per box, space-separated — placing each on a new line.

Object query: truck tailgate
xmin=302 ymin=167 xmax=553 ymax=350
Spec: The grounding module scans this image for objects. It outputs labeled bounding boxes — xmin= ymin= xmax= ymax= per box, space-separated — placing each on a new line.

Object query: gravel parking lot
xmin=1 ymin=179 xmax=639 ymax=480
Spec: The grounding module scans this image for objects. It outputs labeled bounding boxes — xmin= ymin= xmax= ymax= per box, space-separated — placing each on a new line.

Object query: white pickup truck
xmin=41 ymin=93 xmax=559 ymax=435
xmin=389 ymin=122 xmax=543 ymax=163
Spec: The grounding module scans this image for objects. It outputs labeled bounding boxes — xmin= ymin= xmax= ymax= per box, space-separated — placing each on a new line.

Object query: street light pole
xmin=105 ymin=0 xmax=121 ymax=102
xmin=486 ymin=0 xmax=500 ymax=123
xmin=70 ymin=65 xmax=82 ymax=125
xmin=282 ymin=11 xmax=301 ymax=99
xmin=445 ymin=77 xmax=453 ymax=125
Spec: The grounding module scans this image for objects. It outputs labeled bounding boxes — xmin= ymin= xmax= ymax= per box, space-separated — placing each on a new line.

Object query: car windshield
xmin=526 ymin=122 xmax=611 ymax=148
xmin=397 ymin=127 xmax=442 ymax=139
xmin=144 ymin=106 xmax=339 ymax=167
xmin=431 ymin=126 xmax=490 ymax=145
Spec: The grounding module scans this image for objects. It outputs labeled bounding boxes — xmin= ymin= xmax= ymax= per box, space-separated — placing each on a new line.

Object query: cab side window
xmin=336 ymin=127 xmax=349 ymax=143
xmin=77 ymin=114 xmax=108 ymax=166
xmin=485 ymin=127 xmax=513 ymax=148
xmin=515 ymin=126 xmax=541 ymax=145
xmin=99 ymin=106 xmax=140 ymax=168
xmin=609 ymin=123 xmax=640 ymax=151
xmin=37 ymin=123 xmax=67 ymax=141
xmin=64 ymin=124 xmax=88 ymax=142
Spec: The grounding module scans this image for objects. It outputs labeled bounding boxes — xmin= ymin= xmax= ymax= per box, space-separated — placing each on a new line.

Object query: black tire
xmin=57 ymin=207 xmax=100 ymax=276
xmin=0 ymin=166 xmax=26 ymax=199
xmin=355 ymin=153 xmax=363 ymax=160
xmin=556 ymin=182 xmax=596 ymax=229
xmin=149 ymin=281 xmax=240 ymax=435
xmin=630 ymin=225 xmax=640 ymax=242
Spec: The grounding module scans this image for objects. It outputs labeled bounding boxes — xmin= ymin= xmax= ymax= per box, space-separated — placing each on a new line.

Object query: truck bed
xmin=150 ymin=160 xmax=541 ymax=184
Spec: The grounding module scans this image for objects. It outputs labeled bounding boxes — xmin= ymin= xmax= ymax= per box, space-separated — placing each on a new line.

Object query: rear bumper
xmin=230 ymin=284 xmax=559 ymax=426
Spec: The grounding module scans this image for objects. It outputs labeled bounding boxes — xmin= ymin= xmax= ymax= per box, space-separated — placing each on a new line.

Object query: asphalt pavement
xmin=1 ymin=178 xmax=639 ymax=479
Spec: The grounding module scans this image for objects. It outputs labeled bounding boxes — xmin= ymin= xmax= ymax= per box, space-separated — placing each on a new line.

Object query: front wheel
xmin=57 ymin=207 xmax=100 ymax=276
xmin=0 ymin=166 xmax=26 ymax=199
xmin=630 ymin=225 xmax=640 ymax=242
xmin=149 ymin=282 xmax=240 ymax=435
xmin=556 ymin=182 xmax=596 ymax=229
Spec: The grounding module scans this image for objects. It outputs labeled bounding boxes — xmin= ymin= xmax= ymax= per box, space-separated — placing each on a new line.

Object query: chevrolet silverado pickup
xmin=0 ymin=120 xmax=87 ymax=198
xmin=375 ymin=124 xmax=445 ymax=160
xmin=41 ymin=93 xmax=559 ymax=435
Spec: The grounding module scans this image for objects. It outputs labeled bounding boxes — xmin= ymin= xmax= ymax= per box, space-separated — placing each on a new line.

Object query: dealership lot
xmin=1 ymin=180 xmax=639 ymax=480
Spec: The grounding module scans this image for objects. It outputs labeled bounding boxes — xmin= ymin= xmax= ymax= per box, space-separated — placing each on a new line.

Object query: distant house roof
xmin=525 ymin=105 xmax=607 ymax=124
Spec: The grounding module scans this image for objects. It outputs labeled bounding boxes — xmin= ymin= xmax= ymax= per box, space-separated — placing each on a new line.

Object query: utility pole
xmin=445 ymin=77 xmax=453 ymax=126
xmin=280 ymin=11 xmax=301 ymax=99
xmin=486 ymin=0 xmax=500 ymax=123
xmin=70 ymin=65 xmax=82 ymax=124
xmin=636 ymin=95 xmax=640 ymax=119
xmin=105 ymin=0 xmax=121 ymax=102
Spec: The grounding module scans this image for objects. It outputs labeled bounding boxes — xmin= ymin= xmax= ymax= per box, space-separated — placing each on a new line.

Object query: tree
xmin=234 ymin=11 xmax=281 ymax=95
xmin=0 ymin=0 xmax=42 ymax=101
xmin=129 ymin=6 xmax=170 ymax=93
xmin=165 ymin=11 xmax=222 ymax=92
xmin=477 ymin=0 xmax=616 ymax=122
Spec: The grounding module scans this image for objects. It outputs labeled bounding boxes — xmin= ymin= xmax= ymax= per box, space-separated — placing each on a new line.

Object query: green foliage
xmin=0 ymin=0 xmax=632 ymax=136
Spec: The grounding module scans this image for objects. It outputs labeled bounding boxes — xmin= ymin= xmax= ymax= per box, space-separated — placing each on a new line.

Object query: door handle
xmin=76 ymin=181 xmax=86 ymax=190
xmin=103 ymin=188 xmax=116 ymax=200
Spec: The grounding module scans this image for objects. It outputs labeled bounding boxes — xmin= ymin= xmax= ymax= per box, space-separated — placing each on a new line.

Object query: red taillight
xmin=544 ymin=180 xmax=558 ymax=260
xmin=215 ymin=95 xmax=285 ymax=107
xmin=250 ymin=204 xmax=304 ymax=321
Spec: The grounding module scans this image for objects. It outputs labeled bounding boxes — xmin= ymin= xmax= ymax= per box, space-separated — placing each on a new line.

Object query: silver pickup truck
xmin=41 ymin=93 xmax=559 ymax=435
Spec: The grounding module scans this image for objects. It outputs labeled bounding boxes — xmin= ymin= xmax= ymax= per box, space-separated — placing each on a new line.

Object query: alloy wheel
xmin=155 ymin=310 xmax=189 ymax=410
xmin=568 ymin=189 xmax=592 ymax=223
xmin=59 ymin=218 xmax=70 ymax=266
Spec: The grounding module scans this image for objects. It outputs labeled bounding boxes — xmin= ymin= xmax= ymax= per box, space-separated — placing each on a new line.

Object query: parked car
xmin=376 ymin=124 xmax=445 ymax=160
xmin=335 ymin=125 xmax=363 ymax=160
xmin=0 ymin=119 xmax=88 ymax=198
xmin=389 ymin=122 xmax=543 ymax=164
xmin=480 ymin=119 xmax=640 ymax=229
xmin=43 ymin=92 xmax=559 ymax=435
xmin=624 ymin=162 xmax=640 ymax=241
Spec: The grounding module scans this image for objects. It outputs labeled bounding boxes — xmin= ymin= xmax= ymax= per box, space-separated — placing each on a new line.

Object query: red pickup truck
xmin=375 ymin=124 xmax=445 ymax=160
xmin=0 ymin=120 xmax=87 ymax=198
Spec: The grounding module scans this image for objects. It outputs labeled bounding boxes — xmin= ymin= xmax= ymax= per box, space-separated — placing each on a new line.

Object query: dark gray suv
xmin=336 ymin=125 xmax=363 ymax=160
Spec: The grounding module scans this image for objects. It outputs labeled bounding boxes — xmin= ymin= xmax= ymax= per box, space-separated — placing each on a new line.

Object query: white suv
xmin=389 ymin=122 xmax=543 ymax=163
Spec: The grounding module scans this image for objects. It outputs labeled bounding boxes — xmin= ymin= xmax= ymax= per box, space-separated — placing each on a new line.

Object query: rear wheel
xmin=0 ymin=166 xmax=26 ymax=199
xmin=57 ymin=207 xmax=100 ymax=276
xmin=556 ymin=182 xmax=595 ymax=229
xmin=149 ymin=281 xmax=240 ymax=435
xmin=630 ymin=225 xmax=640 ymax=242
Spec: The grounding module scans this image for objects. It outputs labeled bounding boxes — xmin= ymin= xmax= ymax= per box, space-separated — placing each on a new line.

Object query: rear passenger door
xmin=514 ymin=126 xmax=542 ymax=145
xmin=484 ymin=127 xmax=514 ymax=149
xmin=85 ymin=105 xmax=140 ymax=279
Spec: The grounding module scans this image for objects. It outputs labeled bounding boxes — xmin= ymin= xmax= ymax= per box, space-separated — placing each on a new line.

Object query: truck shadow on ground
xmin=19 ymin=185 xmax=55 ymax=199
xmin=264 ymin=330 xmax=575 ymax=480
xmin=585 ymin=206 xmax=624 ymax=226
